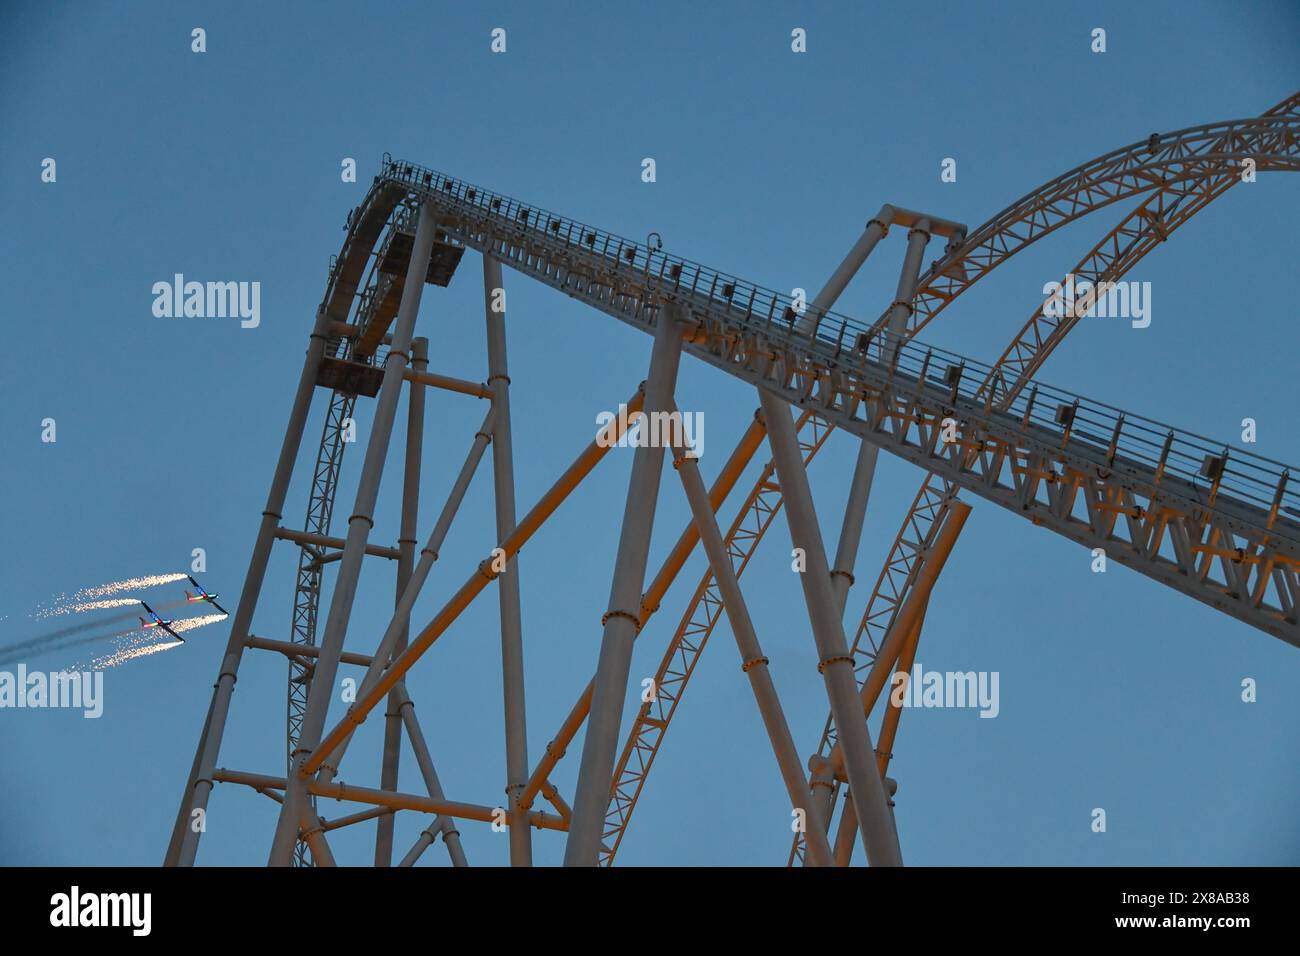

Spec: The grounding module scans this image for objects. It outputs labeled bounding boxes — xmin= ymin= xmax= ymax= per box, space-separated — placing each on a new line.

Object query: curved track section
xmin=789 ymin=92 xmax=1300 ymax=864
xmin=282 ymin=174 xmax=430 ymax=865
xmin=878 ymin=102 xmax=1300 ymax=342
xmin=605 ymin=96 xmax=1300 ymax=865
xmin=171 ymin=98 xmax=1300 ymax=867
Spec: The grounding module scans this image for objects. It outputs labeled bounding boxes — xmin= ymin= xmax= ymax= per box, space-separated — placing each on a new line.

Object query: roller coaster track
xmin=171 ymin=94 xmax=1300 ymax=868
xmin=789 ymin=91 xmax=1300 ymax=864
xmin=868 ymin=102 xmax=1300 ymax=342
xmin=286 ymin=211 xmax=408 ymax=866
xmin=369 ymin=106 xmax=1300 ymax=864
xmin=587 ymin=95 xmax=1300 ymax=865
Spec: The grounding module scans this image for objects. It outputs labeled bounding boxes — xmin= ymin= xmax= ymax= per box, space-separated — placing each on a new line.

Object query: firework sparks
xmin=169 ymin=612 xmax=226 ymax=635
xmin=75 ymin=572 xmax=189 ymax=599
xmin=62 ymin=597 xmax=143 ymax=613
xmin=5 ymin=574 xmax=225 ymax=670
xmin=37 ymin=573 xmax=190 ymax=618
xmin=90 ymin=612 xmax=224 ymax=669
xmin=0 ymin=599 xmax=196 ymax=666
xmin=92 ymin=636 xmax=183 ymax=669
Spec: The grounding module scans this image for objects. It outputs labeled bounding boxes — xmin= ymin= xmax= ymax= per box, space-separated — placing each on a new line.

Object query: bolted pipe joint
xmin=600 ymin=607 xmax=641 ymax=630
xmin=808 ymin=754 xmax=836 ymax=791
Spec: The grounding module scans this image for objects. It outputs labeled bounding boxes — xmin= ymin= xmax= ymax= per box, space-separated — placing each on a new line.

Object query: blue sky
xmin=2 ymin=0 xmax=1298 ymax=866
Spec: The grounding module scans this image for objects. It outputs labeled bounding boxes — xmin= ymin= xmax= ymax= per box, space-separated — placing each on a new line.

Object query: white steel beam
xmin=564 ymin=304 xmax=686 ymax=866
xmin=758 ymin=387 xmax=903 ymax=867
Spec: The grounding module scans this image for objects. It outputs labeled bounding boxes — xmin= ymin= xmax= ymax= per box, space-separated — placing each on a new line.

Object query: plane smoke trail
xmin=0 ymin=610 xmax=142 ymax=661
xmin=21 ymin=611 xmax=226 ymax=671
xmin=0 ymin=599 xmax=192 ymax=663
xmin=9 ymin=625 xmax=143 ymax=669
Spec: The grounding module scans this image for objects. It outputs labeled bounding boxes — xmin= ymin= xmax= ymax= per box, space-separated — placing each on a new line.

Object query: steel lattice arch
xmin=165 ymin=92 xmax=1300 ymax=867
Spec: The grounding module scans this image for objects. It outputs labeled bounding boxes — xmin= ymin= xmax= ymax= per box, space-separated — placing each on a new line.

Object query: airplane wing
xmin=140 ymin=600 xmax=157 ymax=616
xmin=210 ymin=599 xmax=229 ymax=616
xmin=187 ymin=575 xmax=202 ymax=589
xmin=159 ymin=621 xmax=185 ymax=643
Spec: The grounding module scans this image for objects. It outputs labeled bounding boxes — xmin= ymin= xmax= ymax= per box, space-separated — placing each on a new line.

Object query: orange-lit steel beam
xmin=830 ymin=599 xmax=929 ymax=866
xmin=825 ymin=500 xmax=970 ymax=778
xmin=516 ymin=415 xmax=768 ymax=811
xmin=540 ymin=780 xmax=572 ymax=824
xmin=321 ymin=806 xmax=392 ymax=832
xmin=822 ymin=505 xmax=967 ymax=866
xmin=215 ymin=769 xmax=567 ymax=832
xmin=245 ymin=635 xmax=374 ymax=668
xmin=600 ymin=411 xmax=834 ymax=864
xmin=642 ymin=415 xmax=768 ymax=619
xmin=403 ymin=366 xmax=493 ymax=400
xmin=304 ymin=390 xmax=646 ymax=775
xmin=672 ymin=443 xmax=836 ymax=866
xmin=875 ymin=602 xmax=927 ymax=779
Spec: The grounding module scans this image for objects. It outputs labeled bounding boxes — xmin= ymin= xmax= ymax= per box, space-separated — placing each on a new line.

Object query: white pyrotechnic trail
xmin=74 ymin=572 xmax=189 ymax=599
xmin=168 ymin=612 xmax=226 ymax=636
xmin=91 ymin=612 xmax=225 ymax=670
xmin=61 ymin=597 xmax=142 ymax=614
xmin=89 ymin=632 xmax=182 ymax=670
xmin=2 ymin=572 xmax=223 ymax=669
xmin=0 ymin=598 xmax=195 ymax=665
xmin=3 ymin=565 xmax=221 ymax=667
xmin=36 ymin=573 xmax=190 ymax=618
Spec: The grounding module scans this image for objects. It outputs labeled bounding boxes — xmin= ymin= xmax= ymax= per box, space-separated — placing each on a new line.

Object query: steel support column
xmin=314 ymin=407 xmax=497 ymax=783
xmin=517 ymin=415 xmax=767 ymax=812
xmin=830 ymin=603 xmax=926 ymax=867
xmin=375 ymin=336 xmax=428 ymax=865
xmin=564 ymin=304 xmax=686 ymax=866
xmin=306 ymin=391 xmax=646 ymax=769
xmin=810 ymin=220 xmax=934 ymax=842
xmin=795 ymin=208 xmax=894 ymax=340
xmin=757 ymin=386 xmax=902 ymax=867
xmin=672 ymin=445 xmax=835 ymax=866
xmin=269 ymin=201 xmax=439 ymax=865
xmin=484 ymin=254 xmax=532 ymax=866
xmin=394 ymin=684 xmax=469 ymax=866
xmin=168 ymin=304 xmax=335 ymax=867
xmin=828 ymin=217 xmax=931 ymax=605
xmin=828 ymin=501 xmax=969 ymax=862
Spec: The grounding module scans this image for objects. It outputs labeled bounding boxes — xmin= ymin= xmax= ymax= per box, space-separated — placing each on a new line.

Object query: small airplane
xmin=139 ymin=601 xmax=184 ymax=643
xmin=184 ymin=576 xmax=229 ymax=615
